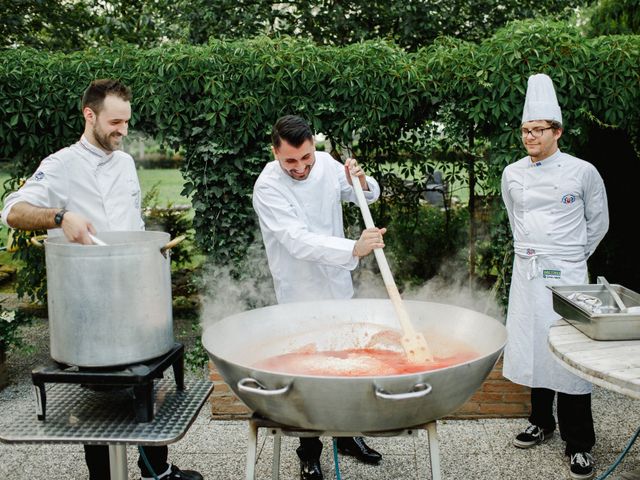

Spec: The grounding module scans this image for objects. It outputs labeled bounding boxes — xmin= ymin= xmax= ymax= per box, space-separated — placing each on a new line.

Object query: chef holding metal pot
xmin=253 ymin=115 xmax=385 ymax=480
xmin=501 ymin=73 xmax=609 ymax=480
xmin=2 ymin=79 xmax=203 ymax=480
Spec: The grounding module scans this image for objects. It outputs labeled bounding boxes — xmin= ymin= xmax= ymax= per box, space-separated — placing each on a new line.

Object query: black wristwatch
xmin=54 ymin=208 xmax=67 ymax=226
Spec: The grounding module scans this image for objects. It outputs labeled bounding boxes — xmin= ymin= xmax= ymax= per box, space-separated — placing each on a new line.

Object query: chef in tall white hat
xmin=501 ymin=73 xmax=609 ymax=480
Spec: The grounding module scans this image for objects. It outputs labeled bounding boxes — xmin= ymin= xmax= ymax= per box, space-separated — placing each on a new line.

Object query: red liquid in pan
xmin=254 ymin=348 xmax=478 ymax=377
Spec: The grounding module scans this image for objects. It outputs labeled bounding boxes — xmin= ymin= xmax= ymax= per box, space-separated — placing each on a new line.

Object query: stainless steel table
xmin=0 ymin=378 xmax=213 ymax=480
xmin=549 ymin=319 xmax=640 ymax=478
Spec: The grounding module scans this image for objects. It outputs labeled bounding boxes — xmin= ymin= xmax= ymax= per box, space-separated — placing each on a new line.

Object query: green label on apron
xmin=543 ymin=269 xmax=561 ymax=279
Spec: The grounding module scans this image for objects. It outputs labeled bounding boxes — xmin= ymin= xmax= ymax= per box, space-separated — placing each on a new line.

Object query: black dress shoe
xmin=299 ymin=457 xmax=323 ymax=480
xmin=336 ymin=436 xmax=382 ymax=464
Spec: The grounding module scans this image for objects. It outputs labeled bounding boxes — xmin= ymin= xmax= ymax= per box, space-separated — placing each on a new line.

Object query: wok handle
xmin=238 ymin=377 xmax=291 ymax=397
xmin=374 ymin=382 xmax=432 ymax=401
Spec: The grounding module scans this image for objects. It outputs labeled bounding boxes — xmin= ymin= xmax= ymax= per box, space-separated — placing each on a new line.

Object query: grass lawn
xmin=137 ymin=167 xmax=191 ymax=207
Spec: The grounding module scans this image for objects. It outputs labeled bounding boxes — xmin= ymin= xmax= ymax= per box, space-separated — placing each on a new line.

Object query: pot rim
xmin=44 ymin=230 xmax=170 ymax=246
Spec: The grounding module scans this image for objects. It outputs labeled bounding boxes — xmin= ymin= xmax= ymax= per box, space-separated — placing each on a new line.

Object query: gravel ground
xmin=3 ymin=315 xmax=640 ymax=480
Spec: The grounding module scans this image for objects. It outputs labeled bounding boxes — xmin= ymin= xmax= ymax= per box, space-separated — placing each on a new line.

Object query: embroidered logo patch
xmin=543 ymin=269 xmax=561 ymax=279
xmin=33 ymin=171 xmax=45 ymax=181
xmin=526 ymin=248 xmax=536 ymax=256
xmin=561 ymin=194 xmax=576 ymax=204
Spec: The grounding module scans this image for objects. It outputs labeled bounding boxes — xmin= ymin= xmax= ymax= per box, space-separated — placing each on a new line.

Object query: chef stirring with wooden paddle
xmin=253 ymin=114 xmax=385 ymax=480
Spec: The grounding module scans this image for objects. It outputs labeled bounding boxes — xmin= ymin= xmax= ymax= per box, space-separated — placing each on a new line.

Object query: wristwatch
xmin=54 ymin=208 xmax=67 ymax=226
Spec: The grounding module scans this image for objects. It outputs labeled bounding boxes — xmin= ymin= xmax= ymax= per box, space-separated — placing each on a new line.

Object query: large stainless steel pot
xmin=44 ymin=231 xmax=175 ymax=367
xmin=203 ymin=299 xmax=506 ymax=431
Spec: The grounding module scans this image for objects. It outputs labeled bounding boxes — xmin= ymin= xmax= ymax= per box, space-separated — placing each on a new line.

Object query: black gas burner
xmin=31 ymin=343 xmax=184 ymax=423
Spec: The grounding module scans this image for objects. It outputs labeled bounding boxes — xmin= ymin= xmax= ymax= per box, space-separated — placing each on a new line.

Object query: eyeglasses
xmin=521 ymin=127 xmax=553 ymax=138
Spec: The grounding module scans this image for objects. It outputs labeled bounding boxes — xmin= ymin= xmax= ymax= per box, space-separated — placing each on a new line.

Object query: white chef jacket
xmin=2 ymin=136 xmax=144 ymax=235
xmin=253 ymin=151 xmax=380 ymax=304
xmin=501 ymin=149 xmax=609 ymax=394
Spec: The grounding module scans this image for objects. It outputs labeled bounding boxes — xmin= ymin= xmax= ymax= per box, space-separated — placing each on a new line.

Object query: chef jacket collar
xmin=529 ymin=148 xmax=561 ymax=168
xmin=79 ymin=135 xmax=116 ymax=166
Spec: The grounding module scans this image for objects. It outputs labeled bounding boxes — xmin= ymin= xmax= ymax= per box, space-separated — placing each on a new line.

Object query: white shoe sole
xmin=513 ymin=431 xmax=553 ymax=449
xmin=570 ymin=470 xmax=594 ymax=480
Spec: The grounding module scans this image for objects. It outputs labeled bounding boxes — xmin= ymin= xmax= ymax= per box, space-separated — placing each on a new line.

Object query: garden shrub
xmin=0 ymin=19 xmax=638 ymax=303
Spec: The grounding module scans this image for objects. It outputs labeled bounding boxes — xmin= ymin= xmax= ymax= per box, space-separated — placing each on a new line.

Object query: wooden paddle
xmin=349 ymin=163 xmax=434 ymax=363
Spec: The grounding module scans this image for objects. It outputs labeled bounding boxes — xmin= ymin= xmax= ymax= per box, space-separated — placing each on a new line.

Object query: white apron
xmin=502 ymin=253 xmax=592 ymax=394
xmin=501 ymin=150 xmax=609 ymax=395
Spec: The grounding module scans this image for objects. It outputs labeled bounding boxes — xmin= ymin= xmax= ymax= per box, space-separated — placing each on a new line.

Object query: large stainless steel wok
xmin=203 ymin=299 xmax=506 ymax=432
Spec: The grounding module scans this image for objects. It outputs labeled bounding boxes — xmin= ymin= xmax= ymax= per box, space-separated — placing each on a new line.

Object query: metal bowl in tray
xmin=549 ymin=283 xmax=640 ymax=340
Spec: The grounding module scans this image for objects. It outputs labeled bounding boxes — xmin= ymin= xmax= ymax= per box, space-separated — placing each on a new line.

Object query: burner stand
xmin=245 ymin=414 xmax=441 ymax=480
xmin=31 ymin=342 xmax=184 ymax=423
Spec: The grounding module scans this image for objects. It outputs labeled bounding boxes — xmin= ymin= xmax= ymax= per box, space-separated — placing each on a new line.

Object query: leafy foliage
xmin=0 ymin=20 xmax=638 ymax=303
xmin=588 ymin=0 xmax=640 ymax=36
xmin=0 ymin=306 xmax=32 ymax=352
xmin=142 ymin=183 xmax=194 ymax=268
xmin=2 ymin=0 xmax=589 ymax=52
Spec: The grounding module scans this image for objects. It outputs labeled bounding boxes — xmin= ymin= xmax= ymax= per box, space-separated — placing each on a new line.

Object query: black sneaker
xmin=569 ymin=452 xmax=595 ymax=480
xmin=513 ymin=424 xmax=554 ymax=448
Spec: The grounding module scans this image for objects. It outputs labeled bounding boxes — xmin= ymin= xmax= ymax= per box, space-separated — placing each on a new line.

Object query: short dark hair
xmin=82 ymin=79 xmax=132 ymax=114
xmin=549 ymin=120 xmax=562 ymax=130
xmin=271 ymin=115 xmax=314 ymax=149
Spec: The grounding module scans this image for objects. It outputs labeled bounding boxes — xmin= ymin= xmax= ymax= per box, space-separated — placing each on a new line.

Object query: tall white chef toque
xmin=521 ymin=73 xmax=562 ymax=125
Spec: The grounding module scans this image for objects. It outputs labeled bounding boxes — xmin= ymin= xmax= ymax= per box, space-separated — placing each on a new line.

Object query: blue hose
xmin=138 ymin=446 xmax=161 ymax=480
xmin=332 ymin=438 xmax=343 ymax=480
xmin=595 ymin=424 xmax=640 ymax=480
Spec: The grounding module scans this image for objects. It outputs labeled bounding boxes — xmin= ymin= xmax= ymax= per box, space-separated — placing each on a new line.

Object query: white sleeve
xmin=501 ymin=168 xmax=515 ymax=234
xmin=583 ymin=166 xmax=609 ymax=258
xmin=253 ymin=183 xmax=358 ymax=269
xmin=336 ymin=161 xmax=381 ymax=205
xmin=1 ymin=155 xmax=69 ymax=226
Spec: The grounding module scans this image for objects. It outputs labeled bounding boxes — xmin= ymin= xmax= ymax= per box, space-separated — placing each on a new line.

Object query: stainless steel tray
xmin=549 ymin=283 xmax=640 ymax=340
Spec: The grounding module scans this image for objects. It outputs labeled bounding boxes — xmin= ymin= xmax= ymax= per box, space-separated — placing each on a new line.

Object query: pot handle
xmin=30 ymin=234 xmax=48 ymax=248
xmin=374 ymin=382 xmax=432 ymax=401
xmin=238 ymin=377 xmax=291 ymax=397
xmin=160 ymin=235 xmax=186 ymax=257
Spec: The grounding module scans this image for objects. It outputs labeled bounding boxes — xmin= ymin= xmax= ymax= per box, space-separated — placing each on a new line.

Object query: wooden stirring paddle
xmin=349 ymin=165 xmax=434 ymax=363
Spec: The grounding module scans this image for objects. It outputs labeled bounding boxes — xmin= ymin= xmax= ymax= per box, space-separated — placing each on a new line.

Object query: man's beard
xmin=93 ymin=125 xmax=122 ymax=153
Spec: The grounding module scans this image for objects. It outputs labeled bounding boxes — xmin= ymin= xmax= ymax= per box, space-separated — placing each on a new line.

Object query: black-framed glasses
xmin=521 ymin=127 xmax=553 ymax=138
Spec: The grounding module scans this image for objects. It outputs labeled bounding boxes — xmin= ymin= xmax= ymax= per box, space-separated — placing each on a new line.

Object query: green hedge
xmin=1 ymin=19 xmax=639 ymax=301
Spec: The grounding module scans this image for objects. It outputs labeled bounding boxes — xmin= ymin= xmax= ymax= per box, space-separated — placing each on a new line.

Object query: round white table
xmin=549 ymin=319 xmax=640 ymax=479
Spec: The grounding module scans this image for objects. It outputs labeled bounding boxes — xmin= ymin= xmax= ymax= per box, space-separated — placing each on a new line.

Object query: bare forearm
xmin=6 ymin=202 xmax=58 ymax=230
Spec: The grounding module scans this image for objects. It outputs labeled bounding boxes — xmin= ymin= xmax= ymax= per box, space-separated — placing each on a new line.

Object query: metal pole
xmin=426 ymin=422 xmax=442 ymax=480
xmin=108 ymin=444 xmax=128 ymax=480
xmin=246 ymin=420 xmax=258 ymax=480
xmin=272 ymin=430 xmax=282 ymax=480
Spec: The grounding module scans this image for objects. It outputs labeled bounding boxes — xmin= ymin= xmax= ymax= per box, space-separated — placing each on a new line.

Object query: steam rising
xmin=353 ymin=253 xmax=504 ymax=322
xmin=200 ymin=241 xmax=276 ymax=330
xmin=200 ymin=238 xmax=504 ymax=329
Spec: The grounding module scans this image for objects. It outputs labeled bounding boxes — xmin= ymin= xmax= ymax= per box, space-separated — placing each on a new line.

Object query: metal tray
xmin=549 ymin=283 xmax=640 ymax=340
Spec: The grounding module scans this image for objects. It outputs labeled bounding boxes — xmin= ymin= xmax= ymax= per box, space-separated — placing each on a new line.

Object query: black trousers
xmin=84 ymin=444 xmax=169 ymax=479
xmin=298 ymin=437 xmax=323 ymax=459
xmin=529 ymin=387 xmax=595 ymax=455
xmin=297 ymin=437 xmax=360 ymax=459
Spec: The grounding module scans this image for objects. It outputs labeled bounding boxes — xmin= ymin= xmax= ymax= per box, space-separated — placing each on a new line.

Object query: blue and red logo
xmin=561 ymin=194 xmax=576 ymax=204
